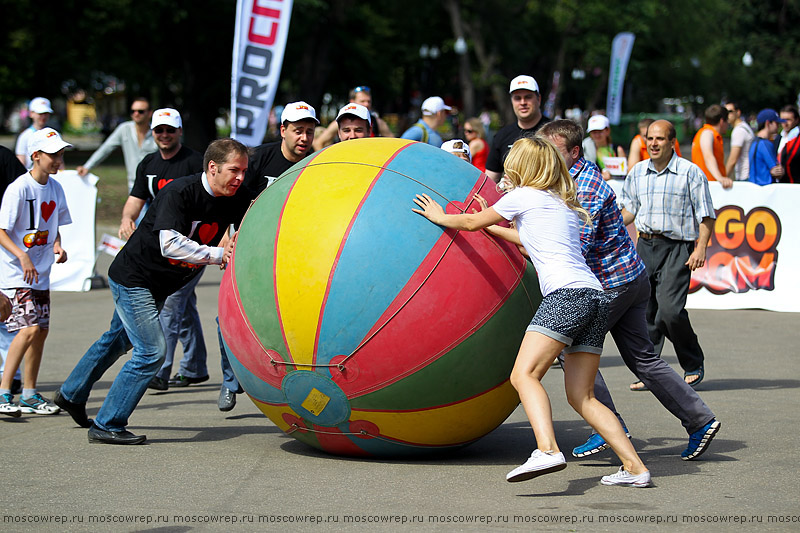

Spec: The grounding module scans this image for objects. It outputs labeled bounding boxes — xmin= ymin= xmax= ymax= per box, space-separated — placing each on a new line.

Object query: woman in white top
xmin=413 ymin=137 xmax=650 ymax=487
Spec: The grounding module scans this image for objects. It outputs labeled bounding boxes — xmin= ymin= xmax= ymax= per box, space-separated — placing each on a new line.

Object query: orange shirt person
xmin=691 ymin=105 xmax=732 ymax=189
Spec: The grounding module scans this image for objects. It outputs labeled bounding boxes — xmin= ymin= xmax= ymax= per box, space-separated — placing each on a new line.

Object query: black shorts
xmin=526 ymin=287 xmax=608 ymax=354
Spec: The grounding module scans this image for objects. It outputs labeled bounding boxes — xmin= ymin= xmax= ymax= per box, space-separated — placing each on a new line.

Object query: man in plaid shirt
xmin=539 ymin=120 xmax=720 ymax=462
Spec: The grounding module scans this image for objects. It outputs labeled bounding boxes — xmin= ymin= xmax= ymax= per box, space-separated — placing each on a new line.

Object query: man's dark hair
xmin=780 ymin=105 xmax=799 ymax=121
xmin=203 ymin=138 xmax=249 ymax=170
xmin=131 ymin=96 xmax=150 ymax=110
xmin=538 ymin=119 xmax=584 ymax=153
xmin=704 ymin=104 xmax=727 ymax=125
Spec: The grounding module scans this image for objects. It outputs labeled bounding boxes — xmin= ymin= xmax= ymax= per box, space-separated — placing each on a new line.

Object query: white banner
xmin=606 ymin=32 xmax=635 ymax=125
xmin=608 ymin=180 xmax=800 ymax=312
xmin=50 ymin=170 xmax=98 ymax=292
xmin=230 ymin=0 xmax=294 ymax=147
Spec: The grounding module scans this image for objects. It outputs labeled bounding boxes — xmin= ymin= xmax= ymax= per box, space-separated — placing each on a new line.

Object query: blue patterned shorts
xmin=526 ymin=287 xmax=609 ymax=354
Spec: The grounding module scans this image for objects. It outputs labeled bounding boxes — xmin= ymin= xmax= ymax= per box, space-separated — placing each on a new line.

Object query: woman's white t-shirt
xmin=492 ymin=186 xmax=601 ymax=297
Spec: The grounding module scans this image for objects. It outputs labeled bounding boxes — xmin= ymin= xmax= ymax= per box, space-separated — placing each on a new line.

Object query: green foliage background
xmin=1 ymin=0 xmax=799 ymax=146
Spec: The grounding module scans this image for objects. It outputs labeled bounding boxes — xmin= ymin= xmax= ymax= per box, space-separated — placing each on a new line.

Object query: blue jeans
xmin=60 ymin=279 xmax=165 ymax=432
xmin=217 ymin=318 xmax=242 ymax=393
xmin=156 ymin=270 xmax=208 ymax=380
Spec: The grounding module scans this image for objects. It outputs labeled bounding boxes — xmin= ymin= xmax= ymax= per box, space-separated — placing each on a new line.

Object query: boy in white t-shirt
xmin=0 ymin=128 xmax=71 ymax=417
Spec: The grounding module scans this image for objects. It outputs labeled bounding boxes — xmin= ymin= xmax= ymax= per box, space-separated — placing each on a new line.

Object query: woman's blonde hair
xmin=502 ymin=136 xmax=590 ymax=224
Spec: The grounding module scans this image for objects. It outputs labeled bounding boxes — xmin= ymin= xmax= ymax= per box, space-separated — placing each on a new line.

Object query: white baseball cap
xmin=421 ymin=96 xmax=452 ymax=116
xmin=29 ymin=97 xmax=53 ymax=114
xmin=441 ymin=139 xmax=471 ymax=161
xmin=336 ymin=103 xmax=371 ymax=125
xmin=587 ymin=114 xmax=611 ymax=132
xmin=151 ymin=108 xmax=182 ymax=129
xmin=281 ymin=101 xmax=320 ymax=124
xmin=29 ymin=127 xmax=72 ymax=156
xmin=508 ymin=75 xmax=539 ymax=94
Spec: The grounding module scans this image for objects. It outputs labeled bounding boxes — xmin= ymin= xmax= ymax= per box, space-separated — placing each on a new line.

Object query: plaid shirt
xmin=571 ymin=158 xmax=645 ymax=289
xmin=620 ymin=153 xmax=715 ymax=241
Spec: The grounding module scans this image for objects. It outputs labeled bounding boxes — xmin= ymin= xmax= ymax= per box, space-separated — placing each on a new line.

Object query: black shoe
xmin=169 ymin=373 xmax=209 ymax=387
xmin=218 ymin=386 xmax=237 ymax=412
xmin=53 ymin=389 xmax=93 ymax=428
xmin=11 ymin=378 xmax=22 ymax=395
xmin=88 ymin=425 xmax=146 ymax=445
xmin=148 ymin=376 xmax=169 ymax=391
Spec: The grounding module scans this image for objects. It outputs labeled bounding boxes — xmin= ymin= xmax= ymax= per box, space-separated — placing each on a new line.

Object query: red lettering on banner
xmin=248 ymin=0 xmax=282 ymax=46
xmin=690 ymin=206 xmax=781 ymax=294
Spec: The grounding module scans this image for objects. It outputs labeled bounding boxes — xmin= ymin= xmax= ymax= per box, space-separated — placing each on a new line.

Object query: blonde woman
xmin=463 ymin=117 xmax=488 ymax=171
xmin=413 ymin=137 xmax=650 ymax=487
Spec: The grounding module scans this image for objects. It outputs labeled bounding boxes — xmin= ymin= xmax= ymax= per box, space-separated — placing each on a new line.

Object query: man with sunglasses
xmin=119 ymin=108 xmax=206 ymax=392
xmin=77 ymin=97 xmax=156 ymax=192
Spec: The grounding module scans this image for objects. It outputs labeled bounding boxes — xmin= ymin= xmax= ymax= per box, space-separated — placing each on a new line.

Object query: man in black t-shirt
xmin=485 ymin=75 xmax=551 ymax=183
xmin=56 ymin=139 xmax=251 ymax=445
xmin=217 ymin=102 xmax=318 ymax=412
xmin=118 ymin=109 xmax=208 ymax=392
xmin=243 ymin=101 xmax=318 ymax=200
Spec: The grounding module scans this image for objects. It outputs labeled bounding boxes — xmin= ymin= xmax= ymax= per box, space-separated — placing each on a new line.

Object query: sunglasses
xmin=131 ymin=109 xmax=147 ymax=114
xmin=352 ymin=85 xmax=370 ymax=93
xmin=153 ymin=126 xmax=177 ymax=134
xmin=464 ymin=128 xmax=475 ymax=133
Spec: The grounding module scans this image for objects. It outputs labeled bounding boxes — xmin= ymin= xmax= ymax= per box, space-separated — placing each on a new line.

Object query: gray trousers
xmin=637 ymin=236 xmax=705 ymax=372
xmin=590 ymin=272 xmax=715 ymax=435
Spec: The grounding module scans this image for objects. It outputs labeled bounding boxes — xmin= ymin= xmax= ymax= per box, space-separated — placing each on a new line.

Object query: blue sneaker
xmin=682 ymin=419 xmax=721 ymax=460
xmin=572 ymin=427 xmax=631 ymax=458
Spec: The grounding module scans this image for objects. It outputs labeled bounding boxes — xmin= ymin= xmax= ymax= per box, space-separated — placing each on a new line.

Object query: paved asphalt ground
xmin=1 ymin=229 xmax=799 ymax=533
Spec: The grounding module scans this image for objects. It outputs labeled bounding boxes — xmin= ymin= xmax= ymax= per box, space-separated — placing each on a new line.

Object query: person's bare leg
xmin=563 ymin=351 xmax=648 ymax=475
xmin=21 ymin=327 xmax=48 ymax=390
xmin=0 ymin=327 xmax=36 ymax=390
xmin=510 ymin=331 xmax=567 ymax=453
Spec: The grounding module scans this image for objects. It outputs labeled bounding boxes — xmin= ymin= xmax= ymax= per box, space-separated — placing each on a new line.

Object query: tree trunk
xmin=443 ymin=0 xmax=475 ymax=117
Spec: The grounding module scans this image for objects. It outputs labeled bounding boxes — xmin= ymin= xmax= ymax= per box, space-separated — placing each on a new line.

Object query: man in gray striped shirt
xmin=620 ymin=120 xmax=715 ymax=389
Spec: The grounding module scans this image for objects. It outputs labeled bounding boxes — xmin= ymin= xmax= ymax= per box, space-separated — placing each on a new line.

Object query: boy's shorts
xmin=526 ymin=287 xmax=609 ymax=355
xmin=4 ymin=288 xmax=50 ymax=332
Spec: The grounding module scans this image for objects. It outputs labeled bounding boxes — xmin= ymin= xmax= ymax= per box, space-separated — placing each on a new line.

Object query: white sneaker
xmin=18 ymin=393 xmax=61 ymax=415
xmin=600 ymin=466 xmax=651 ymax=487
xmin=0 ymin=393 xmax=21 ymax=418
xmin=506 ymin=449 xmax=567 ymax=482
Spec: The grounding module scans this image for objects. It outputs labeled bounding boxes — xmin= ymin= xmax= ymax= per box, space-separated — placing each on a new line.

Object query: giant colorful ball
xmin=219 ymin=137 xmax=541 ymax=456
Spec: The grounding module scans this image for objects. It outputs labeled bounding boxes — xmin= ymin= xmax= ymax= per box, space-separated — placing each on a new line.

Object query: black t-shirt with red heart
xmin=130 ymin=145 xmax=204 ymax=200
xmin=109 ymin=173 xmax=250 ymax=300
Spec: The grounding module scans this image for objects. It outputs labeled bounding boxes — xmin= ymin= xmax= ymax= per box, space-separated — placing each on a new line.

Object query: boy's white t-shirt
xmin=492 ymin=186 xmax=601 ymax=297
xmin=0 ymin=172 xmax=72 ymax=290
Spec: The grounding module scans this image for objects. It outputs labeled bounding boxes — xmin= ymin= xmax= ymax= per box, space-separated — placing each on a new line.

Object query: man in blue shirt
xmin=539 ymin=120 xmax=720 ymax=462
xmin=749 ymin=109 xmax=785 ymax=185
xmin=400 ymin=96 xmax=450 ymax=147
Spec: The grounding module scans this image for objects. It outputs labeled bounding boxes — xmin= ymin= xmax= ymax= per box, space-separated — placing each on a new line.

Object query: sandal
xmin=684 ymin=366 xmax=704 ymax=389
xmin=629 ymin=380 xmax=649 ymax=392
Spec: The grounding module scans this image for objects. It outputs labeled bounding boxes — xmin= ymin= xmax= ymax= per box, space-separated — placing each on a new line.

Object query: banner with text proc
xmin=231 ymin=0 xmax=294 ymax=147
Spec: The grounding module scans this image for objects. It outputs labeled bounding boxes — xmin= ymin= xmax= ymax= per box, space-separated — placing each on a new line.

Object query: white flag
xmin=231 ymin=0 xmax=294 ymax=146
xmin=606 ymin=32 xmax=635 ymax=125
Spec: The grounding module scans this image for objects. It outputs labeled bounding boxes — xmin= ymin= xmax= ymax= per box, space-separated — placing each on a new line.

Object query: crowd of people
xmin=2 ymin=76 xmax=793 ymax=486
